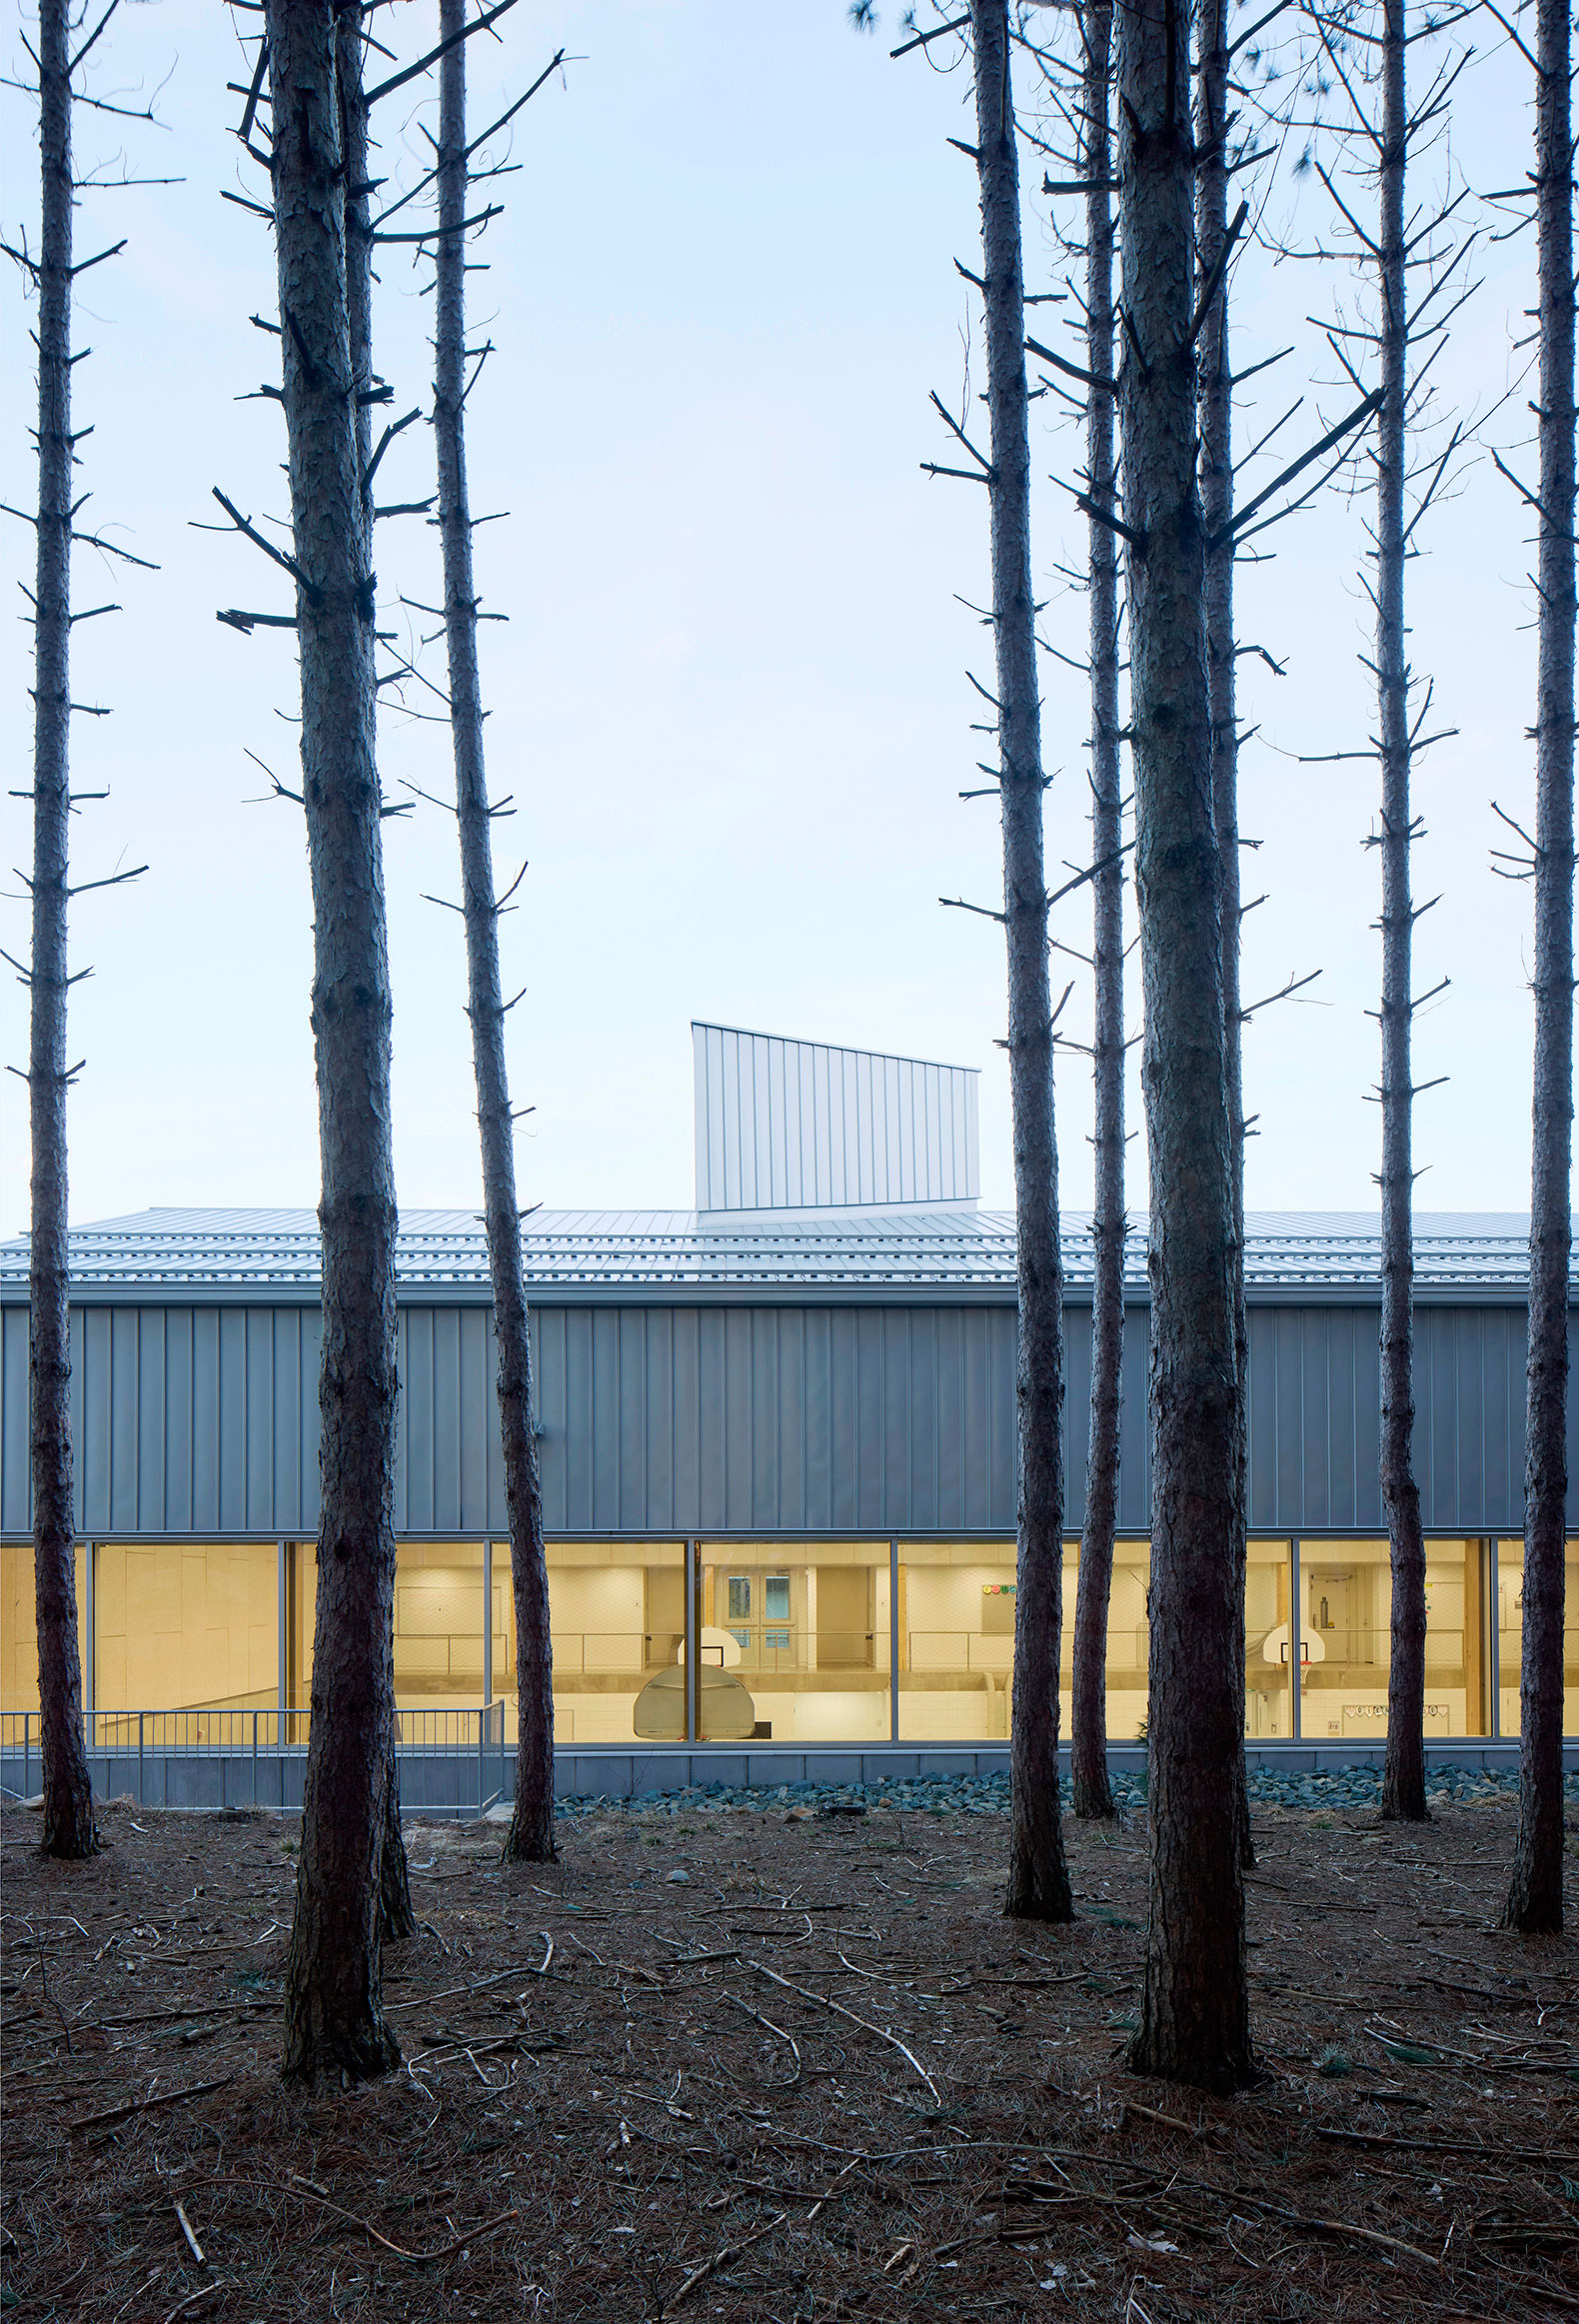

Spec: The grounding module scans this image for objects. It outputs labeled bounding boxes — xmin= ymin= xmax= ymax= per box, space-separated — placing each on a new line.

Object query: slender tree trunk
xmin=1071 ymin=0 xmax=1122 ymax=1825
xmin=272 ymin=0 xmax=401 ymax=2083
xmin=1505 ymin=0 xmax=1575 ymax=1933
xmin=1116 ymin=0 xmax=1252 ymax=2090
xmin=333 ymin=0 xmax=414 ymax=1943
xmin=434 ymin=0 xmax=557 ymax=1863
xmin=1195 ymin=0 xmax=1253 ymax=1869
xmin=1376 ymin=0 xmax=1427 ymax=1826
xmin=28 ymin=0 xmax=95 ymax=1864
xmin=968 ymin=0 xmax=1073 ymax=1924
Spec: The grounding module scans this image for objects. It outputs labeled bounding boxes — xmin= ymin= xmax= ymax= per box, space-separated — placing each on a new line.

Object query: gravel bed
xmin=552 ymin=1758 xmax=1579 ymax=1821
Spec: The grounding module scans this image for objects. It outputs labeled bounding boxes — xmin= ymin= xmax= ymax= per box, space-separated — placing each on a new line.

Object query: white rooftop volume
xmin=692 ymin=1021 xmax=980 ymax=1214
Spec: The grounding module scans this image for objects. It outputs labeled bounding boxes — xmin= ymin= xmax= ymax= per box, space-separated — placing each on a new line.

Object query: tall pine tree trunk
xmin=28 ymin=0 xmax=95 ymax=1863
xmin=274 ymin=0 xmax=402 ymax=2083
xmin=1071 ymin=0 xmax=1122 ymax=1825
xmin=1195 ymin=0 xmax=1253 ymax=1867
xmin=1504 ymin=0 xmax=1575 ymax=1932
xmin=970 ymin=0 xmax=1072 ymax=1924
xmin=333 ymin=0 xmax=414 ymax=1944
xmin=1117 ymin=0 xmax=1251 ymax=2090
xmin=434 ymin=0 xmax=557 ymax=1863
xmin=1376 ymin=0 xmax=1427 ymax=1825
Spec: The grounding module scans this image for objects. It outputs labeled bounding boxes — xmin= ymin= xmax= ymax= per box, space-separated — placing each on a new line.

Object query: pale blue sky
xmin=0 ymin=0 xmax=1549 ymax=1226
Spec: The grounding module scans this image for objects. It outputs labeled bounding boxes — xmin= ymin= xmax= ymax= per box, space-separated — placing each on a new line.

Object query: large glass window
xmin=525 ymin=1539 xmax=686 ymax=1746
xmin=0 ymin=1538 xmax=88 ymax=1717
xmin=1242 ymin=1539 xmax=1294 ymax=1739
xmin=94 ymin=1541 xmax=276 ymax=1714
xmin=692 ymin=1542 xmax=889 ymax=1743
xmin=1298 ymin=1537 xmax=1489 ymax=1740
xmin=896 ymin=1538 xmax=1017 ymax=1742
xmin=392 ymin=1542 xmax=486 ymax=1707
xmin=1494 ymin=1539 xmax=1579 ymax=1737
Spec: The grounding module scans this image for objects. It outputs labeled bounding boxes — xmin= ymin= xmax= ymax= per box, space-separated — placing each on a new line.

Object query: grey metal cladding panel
xmin=906 ymin=1307 xmax=938 ymax=1531
xmin=1246 ymin=1303 xmax=1276 ymax=1531
xmin=643 ymin=1308 xmax=675 ymax=1532
xmin=827 ymin=1308 xmax=859 ymax=1529
xmin=244 ymin=1311 xmax=275 ymax=1530
xmin=394 ymin=1307 xmax=426 ymax=1531
xmin=1 ymin=1303 xmax=30 ymax=1533
xmin=801 ymin=1307 xmax=831 ymax=1530
xmin=1114 ymin=1308 xmax=1150 ymax=1533
xmin=671 ymin=1307 xmax=701 ymax=1530
xmin=271 ymin=1309 xmax=301 ymax=1532
xmin=1481 ymin=1306 xmax=1516 ymax=1523
xmin=881 ymin=1311 xmax=909 ymax=1526
xmin=77 ymin=1306 xmax=108 ymax=1532
xmin=613 ymin=1308 xmax=643 ymax=1528
xmin=535 ymin=1306 xmax=569 ymax=1531
xmin=776 ymin=1308 xmax=805 ymax=1531
xmin=1272 ymin=1306 xmax=1303 ymax=1525
xmin=1320 ymin=1310 xmax=1358 ymax=1530
xmin=109 ymin=1309 xmax=139 ymax=1533
xmin=1063 ymin=1305 xmax=1092 ymax=1530
xmin=932 ymin=1306 xmax=964 ymax=1532
xmin=136 ymin=1308 xmax=166 ymax=1531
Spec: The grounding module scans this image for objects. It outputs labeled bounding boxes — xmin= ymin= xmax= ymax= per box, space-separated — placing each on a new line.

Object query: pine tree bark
xmin=1504 ymin=0 xmax=1575 ymax=1934
xmin=1195 ymin=0 xmax=1253 ymax=1869
xmin=1116 ymin=0 xmax=1252 ymax=2090
xmin=1376 ymin=0 xmax=1427 ymax=1826
xmin=968 ymin=0 xmax=1073 ymax=1924
xmin=333 ymin=0 xmax=414 ymax=1944
xmin=1070 ymin=0 xmax=1122 ymax=1826
xmin=28 ymin=0 xmax=96 ymax=1864
xmin=272 ymin=0 xmax=401 ymax=2083
xmin=434 ymin=0 xmax=557 ymax=1864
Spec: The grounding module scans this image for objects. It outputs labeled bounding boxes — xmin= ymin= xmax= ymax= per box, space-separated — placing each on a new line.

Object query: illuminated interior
xmin=0 ymin=1533 xmax=1570 ymax=1745
xmin=1493 ymin=1539 xmax=1579 ymax=1736
xmin=95 ymin=1541 xmax=275 ymax=1716
xmin=1297 ymin=1537 xmax=1490 ymax=1740
xmin=0 ymin=1538 xmax=87 ymax=1717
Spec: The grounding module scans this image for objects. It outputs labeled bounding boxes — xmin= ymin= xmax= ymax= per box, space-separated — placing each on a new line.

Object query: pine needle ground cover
xmin=2 ymin=1787 xmax=1575 ymax=2321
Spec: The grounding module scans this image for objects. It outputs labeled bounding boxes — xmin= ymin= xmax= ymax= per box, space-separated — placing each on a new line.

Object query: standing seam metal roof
xmin=0 ymin=1208 xmax=1541 ymax=1289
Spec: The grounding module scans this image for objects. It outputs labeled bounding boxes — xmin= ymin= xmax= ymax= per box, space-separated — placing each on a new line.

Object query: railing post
xmin=138 ymin=1710 xmax=145 ymax=1807
xmin=253 ymin=1709 xmax=259 ymax=1808
xmin=477 ymin=1704 xmax=485 ymax=1813
xmin=24 ymin=1714 xmax=30 ymax=1803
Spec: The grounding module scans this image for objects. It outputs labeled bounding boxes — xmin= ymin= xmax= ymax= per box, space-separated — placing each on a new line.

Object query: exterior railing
xmin=0 ymin=1703 xmax=509 ymax=1816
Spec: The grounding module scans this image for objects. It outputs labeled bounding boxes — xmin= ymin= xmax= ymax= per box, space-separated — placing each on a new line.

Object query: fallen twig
xmin=67 ymin=2075 xmax=234 ymax=2135
xmin=1315 ymin=2125 xmax=1579 ymax=2167
xmin=1119 ymin=2100 xmax=1201 ymax=2138
xmin=745 ymin=1957 xmax=939 ymax=2104
xmin=667 ymin=2210 xmax=787 ymax=2310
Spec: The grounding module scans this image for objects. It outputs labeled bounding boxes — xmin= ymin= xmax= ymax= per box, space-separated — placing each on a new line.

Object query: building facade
xmin=0 ymin=1029 xmax=1573 ymax=1793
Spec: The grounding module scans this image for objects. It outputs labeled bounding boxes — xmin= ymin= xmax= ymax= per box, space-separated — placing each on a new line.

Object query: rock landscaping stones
xmin=554 ymin=1762 xmax=1579 ymax=1821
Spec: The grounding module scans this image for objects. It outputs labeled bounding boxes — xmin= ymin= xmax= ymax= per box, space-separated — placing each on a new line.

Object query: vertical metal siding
xmin=0 ymin=1294 xmax=1569 ymax=1540
xmin=692 ymin=1022 xmax=980 ymax=1211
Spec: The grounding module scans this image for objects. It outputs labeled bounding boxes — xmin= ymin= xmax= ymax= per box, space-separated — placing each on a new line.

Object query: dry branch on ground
xmin=2 ymin=1795 xmax=1576 ymax=2319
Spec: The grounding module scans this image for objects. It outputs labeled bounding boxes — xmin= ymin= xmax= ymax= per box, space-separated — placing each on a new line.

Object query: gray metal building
xmin=0 ymin=1024 xmax=1569 ymax=1804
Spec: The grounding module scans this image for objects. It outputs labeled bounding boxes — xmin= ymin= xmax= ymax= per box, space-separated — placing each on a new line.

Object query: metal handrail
xmin=0 ymin=1702 xmax=508 ymax=1816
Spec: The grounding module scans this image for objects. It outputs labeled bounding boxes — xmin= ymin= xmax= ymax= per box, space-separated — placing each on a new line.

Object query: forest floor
xmin=2 ymin=1788 xmax=1578 ymax=2323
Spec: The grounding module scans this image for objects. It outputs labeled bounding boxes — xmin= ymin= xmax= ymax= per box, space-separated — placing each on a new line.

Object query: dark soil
xmin=3 ymin=1793 xmax=1577 ymax=2321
